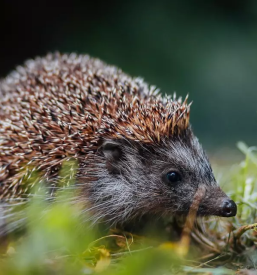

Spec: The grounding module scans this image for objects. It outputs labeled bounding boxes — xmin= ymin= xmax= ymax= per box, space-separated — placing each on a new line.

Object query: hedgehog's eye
xmin=166 ymin=171 xmax=181 ymax=184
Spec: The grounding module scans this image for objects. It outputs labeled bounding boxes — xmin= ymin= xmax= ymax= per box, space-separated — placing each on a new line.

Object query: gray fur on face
xmin=82 ymin=128 xmax=229 ymax=227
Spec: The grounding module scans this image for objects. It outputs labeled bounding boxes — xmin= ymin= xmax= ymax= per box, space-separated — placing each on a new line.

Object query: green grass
xmin=0 ymin=142 xmax=257 ymax=274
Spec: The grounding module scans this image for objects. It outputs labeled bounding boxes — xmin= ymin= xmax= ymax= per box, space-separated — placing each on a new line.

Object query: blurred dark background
xmin=0 ymin=0 xmax=257 ymax=154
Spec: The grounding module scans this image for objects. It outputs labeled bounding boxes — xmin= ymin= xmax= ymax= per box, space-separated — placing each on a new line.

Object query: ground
xmin=0 ymin=142 xmax=257 ymax=275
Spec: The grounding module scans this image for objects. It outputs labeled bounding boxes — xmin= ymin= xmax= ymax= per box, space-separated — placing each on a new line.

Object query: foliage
xmin=0 ymin=143 xmax=257 ymax=274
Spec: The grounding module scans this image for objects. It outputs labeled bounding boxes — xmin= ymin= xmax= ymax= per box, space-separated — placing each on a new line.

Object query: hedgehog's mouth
xmin=184 ymin=184 xmax=238 ymax=218
xmin=197 ymin=198 xmax=237 ymax=217
xmin=172 ymin=199 xmax=237 ymax=217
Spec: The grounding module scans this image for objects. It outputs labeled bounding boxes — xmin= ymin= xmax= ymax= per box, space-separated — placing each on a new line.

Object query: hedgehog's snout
xmin=219 ymin=199 xmax=237 ymax=217
xmin=196 ymin=186 xmax=237 ymax=217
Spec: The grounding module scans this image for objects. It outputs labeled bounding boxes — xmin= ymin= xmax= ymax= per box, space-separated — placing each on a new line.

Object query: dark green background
xmin=1 ymin=0 xmax=257 ymax=151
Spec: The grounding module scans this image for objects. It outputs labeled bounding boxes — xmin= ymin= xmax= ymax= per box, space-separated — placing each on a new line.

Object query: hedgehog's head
xmin=98 ymin=131 xmax=236 ymax=222
xmin=89 ymin=96 xmax=237 ymax=225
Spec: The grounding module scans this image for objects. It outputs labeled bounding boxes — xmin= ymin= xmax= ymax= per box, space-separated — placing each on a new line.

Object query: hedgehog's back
xmin=0 ymin=53 xmax=151 ymax=199
xmin=0 ymin=53 xmax=190 ymax=200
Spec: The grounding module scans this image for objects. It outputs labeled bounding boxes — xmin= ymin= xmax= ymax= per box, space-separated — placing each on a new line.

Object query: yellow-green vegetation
xmin=0 ymin=142 xmax=257 ymax=275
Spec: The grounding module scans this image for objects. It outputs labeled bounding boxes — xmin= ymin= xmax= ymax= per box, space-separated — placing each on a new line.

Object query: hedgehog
xmin=0 ymin=53 xmax=237 ymax=232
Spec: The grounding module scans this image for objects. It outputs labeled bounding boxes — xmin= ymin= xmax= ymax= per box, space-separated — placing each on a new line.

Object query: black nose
xmin=220 ymin=199 xmax=237 ymax=217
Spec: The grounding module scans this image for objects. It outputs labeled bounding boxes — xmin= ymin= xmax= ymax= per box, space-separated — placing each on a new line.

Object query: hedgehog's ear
xmin=101 ymin=140 xmax=122 ymax=161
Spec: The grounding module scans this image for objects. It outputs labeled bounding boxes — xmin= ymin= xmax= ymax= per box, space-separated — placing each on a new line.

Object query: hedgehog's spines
xmin=0 ymin=53 xmax=192 ymax=199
